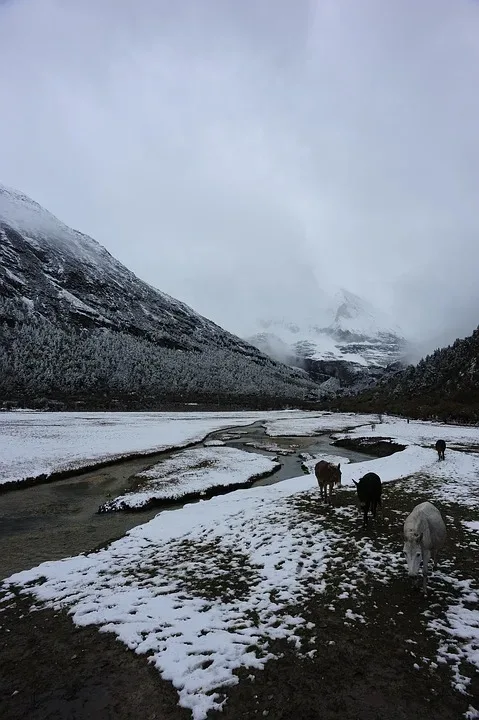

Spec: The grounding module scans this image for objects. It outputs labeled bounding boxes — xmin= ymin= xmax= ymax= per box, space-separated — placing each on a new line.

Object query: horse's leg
xmin=363 ymin=501 xmax=369 ymax=528
xmin=422 ymin=548 xmax=431 ymax=594
xmin=378 ymin=497 xmax=383 ymax=521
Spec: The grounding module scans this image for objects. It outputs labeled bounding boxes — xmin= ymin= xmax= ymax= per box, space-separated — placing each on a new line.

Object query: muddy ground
xmin=1 ymin=429 xmax=478 ymax=720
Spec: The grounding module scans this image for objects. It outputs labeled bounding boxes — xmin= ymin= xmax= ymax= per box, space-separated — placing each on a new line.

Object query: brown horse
xmin=435 ymin=439 xmax=446 ymax=461
xmin=314 ymin=460 xmax=341 ymax=504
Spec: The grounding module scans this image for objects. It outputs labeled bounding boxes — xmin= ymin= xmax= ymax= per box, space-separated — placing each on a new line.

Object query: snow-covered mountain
xmin=0 ymin=184 xmax=319 ymax=406
xmin=0 ymin=183 xmax=237 ymax=350
xmin=247 ymin=290 xmax=406 ymax=388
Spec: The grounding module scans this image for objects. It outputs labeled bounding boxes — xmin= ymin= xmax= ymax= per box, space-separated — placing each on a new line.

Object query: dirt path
xmin=0 ymin=592 xmax=189 ymax=720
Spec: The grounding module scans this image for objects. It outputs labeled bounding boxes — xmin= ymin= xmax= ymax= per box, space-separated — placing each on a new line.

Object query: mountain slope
xmin=247 ymin=290 xmax=406 ymax=388
xmin=0 ymin=184 xmax=319 ymax=408
xmin=332 ymin=327 xmax=479 ymax=421
xmin=0 ymin=184 xmax=267 ymax=352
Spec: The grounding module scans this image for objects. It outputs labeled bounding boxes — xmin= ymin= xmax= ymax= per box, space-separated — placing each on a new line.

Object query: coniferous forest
xmin=0 ymin=298 xmax=318 ymax=410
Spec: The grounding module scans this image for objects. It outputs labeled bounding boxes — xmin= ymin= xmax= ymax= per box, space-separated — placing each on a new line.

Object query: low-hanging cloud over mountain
xmin=1 ymin=0 xmax=478 ymax=352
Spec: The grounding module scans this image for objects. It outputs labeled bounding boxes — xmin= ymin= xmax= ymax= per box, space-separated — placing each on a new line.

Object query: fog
xmin=1 ymin=0 xmax=479 ymax=349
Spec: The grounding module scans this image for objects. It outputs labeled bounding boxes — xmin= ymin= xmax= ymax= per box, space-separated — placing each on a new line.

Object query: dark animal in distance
xmin=353 ymin=472 xmax=382 ymax=527
xmin=314 ymin=461 xmax=341 ymax=505
xmin=435 ymin=439 xmax=446 ymax=461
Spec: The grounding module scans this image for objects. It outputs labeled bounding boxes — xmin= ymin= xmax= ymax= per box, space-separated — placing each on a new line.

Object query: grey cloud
xmin=1 ymin=0 xmax=478 ymax=352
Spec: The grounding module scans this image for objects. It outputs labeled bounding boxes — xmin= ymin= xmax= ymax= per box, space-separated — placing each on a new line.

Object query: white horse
xmin=403 ymin=501 xmax=447 ymax=594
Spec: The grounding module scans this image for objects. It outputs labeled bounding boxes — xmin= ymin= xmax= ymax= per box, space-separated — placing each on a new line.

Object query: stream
xmin=0 ymin=421 xmax=370 ymax=580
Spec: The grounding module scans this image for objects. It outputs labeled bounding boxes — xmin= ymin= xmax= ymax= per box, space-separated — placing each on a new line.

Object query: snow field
xmin=5 ymin=478 xmax=339 ymax=718
xmin=0 ymin=409 xmax=311 ymax=485
xmin=2 ymin=411 xmax=479 ymax=718
xmin=264 ymin=412 xmax=378 ymax=437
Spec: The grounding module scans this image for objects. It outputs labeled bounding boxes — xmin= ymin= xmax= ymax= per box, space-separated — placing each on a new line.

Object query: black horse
xmin=353 ymin=472 xmax=382 ymax=527
xmin=435 ymin=439 xmax=446 ymax=460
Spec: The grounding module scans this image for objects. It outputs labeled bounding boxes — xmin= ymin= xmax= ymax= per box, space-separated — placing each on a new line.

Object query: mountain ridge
xmin=0 ymin=183 xmax=319 ymax=408
xmin=331 ymin=326 xmax=479 ymax=422
xmin=246 ymin=290 xmax=406 ymax=391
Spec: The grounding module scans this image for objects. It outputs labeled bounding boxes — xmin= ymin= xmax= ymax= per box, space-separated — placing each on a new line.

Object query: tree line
xmin=0 ymin=298 xmax=318 ymax=410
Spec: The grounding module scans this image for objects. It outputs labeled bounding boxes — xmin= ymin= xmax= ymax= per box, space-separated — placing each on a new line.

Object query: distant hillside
xmin=0 ymin=184 xmax=320 ymax=409
xmin=331 ymin=327 xmax=479 ymax=422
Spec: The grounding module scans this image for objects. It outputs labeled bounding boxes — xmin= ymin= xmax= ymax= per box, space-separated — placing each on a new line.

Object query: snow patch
xmin=4 ymin=478 xmax=339 ymax=719
xmin=99 ymin=447 xmax=279 ymax=510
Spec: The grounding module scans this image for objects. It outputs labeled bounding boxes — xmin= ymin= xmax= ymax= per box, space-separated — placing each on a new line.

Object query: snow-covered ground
xmin=299 ymin=452 xmax=350 ymax=475
xmin=4 ymin=473 xmax=334 ymax=719
xmin=99 ymin=447 xmax=280 ymax=511
xmin=244 ymin=440 xmax=296 ymax=455
xmin=0 ymin=409 xmax=311 ymax=486
xmin=264 ymin=412 xmax=378 ymax=437
xmin=335 ymin=416 xmax=479 ymax=450
xmin=334 ymin=415 xmax=479 ymax=505
xmin=2 ymin=412 xmax=479 ymax=718
xmin=297 ymin=443 xmax=435 ymax=488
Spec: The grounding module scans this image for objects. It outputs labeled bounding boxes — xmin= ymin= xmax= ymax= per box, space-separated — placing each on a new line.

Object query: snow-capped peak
xmin=247 ymin=289 xmax=405 ymax=373
xmin=327 ymin=288 xmax=403 ymax=340
xmin=0 ymin=183 xmax=215 ymax=326
xmin=0 ymin=183 xmax=114 ymax=267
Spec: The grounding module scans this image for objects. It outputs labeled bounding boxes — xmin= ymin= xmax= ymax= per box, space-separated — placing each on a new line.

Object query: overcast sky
xmin=1 ymin=0 xmax=478 ymax=348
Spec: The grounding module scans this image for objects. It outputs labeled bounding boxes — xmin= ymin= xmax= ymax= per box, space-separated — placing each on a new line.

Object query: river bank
xmin=0 ymin=421 xmax=369 ymax=580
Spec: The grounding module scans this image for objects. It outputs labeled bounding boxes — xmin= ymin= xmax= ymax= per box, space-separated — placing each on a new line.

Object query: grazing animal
xmin=352 ymin=472 xmax=382 ymax=527
xmin=403 ymin=501 xmax=447 ymax=594
xmin=435 ymin=439 xmax=446 ymax=460
xmin=314 ymin=460 xmax=341 ymax=504
xmin=371 ymin=422 xmax=376 ymax=432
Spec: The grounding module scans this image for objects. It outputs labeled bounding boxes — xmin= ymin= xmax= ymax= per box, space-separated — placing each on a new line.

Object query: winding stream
xmin=0 ymin=421 xmax=370 ymax=580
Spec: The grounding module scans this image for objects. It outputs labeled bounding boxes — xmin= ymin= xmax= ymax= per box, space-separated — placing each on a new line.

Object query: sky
xmin=1 ymin=0 xmax=479 ymax=350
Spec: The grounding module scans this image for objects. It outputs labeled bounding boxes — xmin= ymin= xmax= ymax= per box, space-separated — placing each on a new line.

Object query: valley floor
xmin=1 ymin=413 xmax=478 ymax=720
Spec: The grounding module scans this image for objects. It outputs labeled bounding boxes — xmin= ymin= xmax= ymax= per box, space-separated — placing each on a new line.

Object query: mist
xmin=1 ymin=0 xmax=479 ymax=350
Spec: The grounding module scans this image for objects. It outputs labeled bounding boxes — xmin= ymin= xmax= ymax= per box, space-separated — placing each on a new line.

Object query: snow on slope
xmin=0 ymin=184 xmax=112 ymax=267
xmin=248 ymin=289 xmax=405 ymax=370
xmin=328 ymin=289 xmax=402 ymax=339
xmin=0 ymin=183 xmax=213 ymax=326
xmin=0 ymin=183 xmax=320 ymax=410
